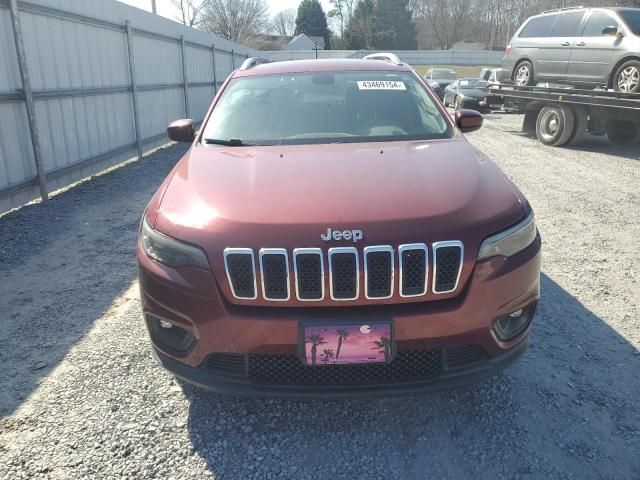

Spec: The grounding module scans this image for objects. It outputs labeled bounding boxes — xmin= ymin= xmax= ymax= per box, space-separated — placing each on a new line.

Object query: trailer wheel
xmin=536 ymin=104 xmax=575 ymax=146
xmin=606 ymin=119 xmax=640 ymax=145
xmin=568 ymin=105 xmax=589 ymax=145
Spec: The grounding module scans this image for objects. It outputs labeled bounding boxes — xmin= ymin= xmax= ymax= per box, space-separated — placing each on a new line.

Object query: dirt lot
xmin=0 ymin=112 xmax=638 ymax=479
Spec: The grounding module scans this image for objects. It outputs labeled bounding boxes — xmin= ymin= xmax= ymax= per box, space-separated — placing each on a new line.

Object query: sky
xmin=118 ymin=0 xmax=334 ymax=21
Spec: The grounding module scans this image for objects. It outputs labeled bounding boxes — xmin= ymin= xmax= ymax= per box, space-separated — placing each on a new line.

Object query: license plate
xmin=301 ymin=322 xmax=393 ymax=366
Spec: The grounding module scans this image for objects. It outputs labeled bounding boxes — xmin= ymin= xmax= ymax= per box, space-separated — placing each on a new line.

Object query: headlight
xmin=429 ymin=81 xmax=440 ymax=89
xmin=141 ymin=218 xmax=209 ymax=269
xmin=477 ymin=212 xmax=537 ymax=261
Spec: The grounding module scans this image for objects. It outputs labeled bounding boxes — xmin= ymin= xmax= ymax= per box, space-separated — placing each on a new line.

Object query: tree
xmin=295 ymin=0 xmax=331 ymax=49
xmin=202 ymin=0 xmax=269 ymax=42
xmin=321 ymin=349 xmax=335 ymax=364
xmin=305 ymin=334 xmax=327 ymax=365
xmin=271 ymin=8 xmax=296 ymax=36
xmin=371 ymin=0 xmax=417 ymax=49
xmin=372 ymin=336 xmax=391 ymax=362
xmin=328 ymin=0 xmax=356 ymax=37
xmin=334 ymin=328 xmax=350 ymax=362
xmin=171 ymin=0 xmax=206 ymax=28
xmin=342 ymin=0 xmax=375 ymax=49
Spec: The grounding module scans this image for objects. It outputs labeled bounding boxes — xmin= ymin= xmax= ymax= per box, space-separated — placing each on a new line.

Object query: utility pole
xmin=151 ymin=0 xmax=157 ymax=14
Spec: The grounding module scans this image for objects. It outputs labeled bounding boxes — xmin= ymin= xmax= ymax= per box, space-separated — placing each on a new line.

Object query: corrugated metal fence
xmin=0 ymin=0 xmax=258 ymax=214
xmin=263 ymin=49 xmax=505 ymax=66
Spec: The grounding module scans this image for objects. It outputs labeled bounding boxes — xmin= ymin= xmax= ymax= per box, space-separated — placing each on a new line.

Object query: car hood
xmin=433 ymin=80 xmax=455 ymax=87
xmin=154 ymin=138 xmax=525 ymax=255
xmin=459 ymin=88 xmax=487 ymax=99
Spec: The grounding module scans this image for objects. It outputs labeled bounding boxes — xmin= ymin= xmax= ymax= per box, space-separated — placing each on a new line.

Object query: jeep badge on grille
xmin=321 ymin=228 xmax=364 ymax=242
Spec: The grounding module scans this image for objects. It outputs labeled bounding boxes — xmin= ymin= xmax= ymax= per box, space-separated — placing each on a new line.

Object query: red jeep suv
xmin=137 ymin=55 xmax=541 ymax=398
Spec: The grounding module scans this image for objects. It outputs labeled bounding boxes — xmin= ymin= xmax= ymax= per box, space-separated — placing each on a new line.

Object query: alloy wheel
xmin=515 ymin=65 xmax=530 ymax=86
xmin=617 ymin=66 xmax=640 ymax=92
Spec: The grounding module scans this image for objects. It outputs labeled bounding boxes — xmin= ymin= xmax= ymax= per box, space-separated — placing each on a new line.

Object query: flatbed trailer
xmin=487 ymin=85 xmax=640 ymax=147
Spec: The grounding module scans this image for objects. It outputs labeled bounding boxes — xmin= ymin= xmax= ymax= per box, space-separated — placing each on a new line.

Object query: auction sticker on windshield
xmin=357 ymin=80 xmax=406 ymax=90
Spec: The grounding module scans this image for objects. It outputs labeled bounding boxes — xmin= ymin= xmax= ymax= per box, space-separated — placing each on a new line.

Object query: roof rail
xmin=542 ymin=5 xmax=583 ymax=13
xmin=239 ymin=57 xmax=271 ymax=71
xmin=362 ymin=52 xmax=402 ymax=65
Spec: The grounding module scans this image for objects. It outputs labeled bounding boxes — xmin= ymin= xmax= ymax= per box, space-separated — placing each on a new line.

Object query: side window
xmin=519 ymin=15 xmax=558 ymax=38
xmin=581 ymin=11 xmax=618 ymax=37
xmin=549 ymin=12 xmax=585 ymax=37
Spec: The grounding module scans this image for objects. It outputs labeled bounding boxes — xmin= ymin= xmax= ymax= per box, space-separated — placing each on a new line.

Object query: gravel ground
xmin=0 ymin=114 xmax=639 ymax=479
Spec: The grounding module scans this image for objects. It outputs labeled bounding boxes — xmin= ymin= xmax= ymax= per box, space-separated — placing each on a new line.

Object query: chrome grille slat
xmin=364 ymin=245 xmax=394 ymax=299
xmin=328 ymin=247 xmax=359 ymax=301
xmin=398 ymin=243 xmax=428 ymax=297
xmin=223 ymin=248 xmax=257 ymax=300
xmin=432 ymin=241 xmax=464 ymax=294
xmin=223 ymin=242 xmax=462 ymax=302
xmin=259 ymin=248 xmax=290 ymax=301
xmin=293 ymin=248 xmax=324 ymax=301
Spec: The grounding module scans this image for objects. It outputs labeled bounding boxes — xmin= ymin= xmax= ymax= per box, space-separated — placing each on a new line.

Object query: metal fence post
xmin=125 ymin=21 xmax=142 ymax=161
xmin=180 ymin=35 xmax=190 ymax=118
xmin=231 ymin=49 xmax=235 ymax=70
xmin=9 ymin=0 xmax=48 ymax=201
xmin=211 ymin=44 xmax=217 ymax=94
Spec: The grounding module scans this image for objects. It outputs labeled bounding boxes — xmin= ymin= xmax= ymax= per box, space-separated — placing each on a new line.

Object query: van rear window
xmin=519 ymin=15 xmax=557 ymax=38
xmin=619 ymin=9 xmax=640 ymax=35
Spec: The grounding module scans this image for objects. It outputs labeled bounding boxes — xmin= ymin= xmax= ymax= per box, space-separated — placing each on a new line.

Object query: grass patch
xmin=412 ymin=65 xmax=484 ymax=78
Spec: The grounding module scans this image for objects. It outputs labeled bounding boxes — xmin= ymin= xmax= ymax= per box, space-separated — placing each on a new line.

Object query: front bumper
xmin=138 ymin=236 xmax=541 ymax=397
xmin=152 ymin=336 xmax=529 ymax=399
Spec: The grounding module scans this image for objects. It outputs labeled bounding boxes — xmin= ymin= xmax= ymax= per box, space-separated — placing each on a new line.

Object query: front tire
xmin=536 ymin=104 xmax=575 ymax=147
xmin=513 ymin=60 xmax=534 ymax=87
xmin=613 ymin=60 xmax=640 ymax=93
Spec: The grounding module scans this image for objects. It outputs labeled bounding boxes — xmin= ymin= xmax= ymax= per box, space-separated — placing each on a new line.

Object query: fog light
xmin=147 ymin=313 xmax=195 ymax=352
xmin=493 ymin=304 xmax=536 ymax=341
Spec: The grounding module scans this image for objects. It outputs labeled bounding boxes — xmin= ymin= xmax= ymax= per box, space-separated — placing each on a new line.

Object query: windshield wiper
xmin=203 ymin=138 xmax=254 ymax=146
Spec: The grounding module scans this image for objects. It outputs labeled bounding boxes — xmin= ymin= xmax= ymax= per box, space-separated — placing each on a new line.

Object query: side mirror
xmin=167 ymin=119 xmax=195 ymax=143
xmin=602 ymin=26 xmax=619 ymax=36
xmin=455 ymin=109 xmax=483 ymax=133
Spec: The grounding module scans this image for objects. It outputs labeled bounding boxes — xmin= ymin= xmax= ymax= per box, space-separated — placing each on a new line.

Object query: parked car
xmin=137 ymin=56 xmax=541 ymax=398
xmin=444 ymin=78 xmax=498 ymax=110
xmin=424 ymin=68 xmax=458 ymax=99
xmin=479 ymin=67 xmax=505 ymax=84
xmin=503 ymin=7 xmax=640 ymax=92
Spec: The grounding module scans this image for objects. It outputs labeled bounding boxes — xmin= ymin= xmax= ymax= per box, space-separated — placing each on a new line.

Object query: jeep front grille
xmin=223 ymin=242 xmax=463 ymax=302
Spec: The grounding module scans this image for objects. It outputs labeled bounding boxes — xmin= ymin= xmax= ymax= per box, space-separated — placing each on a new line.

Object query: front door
xmin=568 ymin=10 xmax=622 ymax=85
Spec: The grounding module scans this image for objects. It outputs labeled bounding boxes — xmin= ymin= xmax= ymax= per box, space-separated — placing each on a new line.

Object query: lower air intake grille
xmin=224 ymin=250 xmax=256 ymax=299
xmin=433 ymin=242 xmax=463 ymax=293
xmin=248 ymin=349 xmax=443 ymax=385
xmin=445 ymin=345 xmax=487 ymax=369
xmin=204 ymin=353 xmax=246 ymax=376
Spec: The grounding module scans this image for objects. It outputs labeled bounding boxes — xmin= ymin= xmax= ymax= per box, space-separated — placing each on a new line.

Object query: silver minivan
xmin=502 ymin=7 xmax=640 ymax=92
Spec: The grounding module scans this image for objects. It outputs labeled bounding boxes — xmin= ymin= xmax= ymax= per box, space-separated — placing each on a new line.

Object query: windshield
xmin=432 ymin=70 xmax=457 ymax=80
xmin=459 ymin=79 xmax=488 ymax=89
xmin=202 ymin=71 xmax=451 ymax=146
xmin=619 ymin=10 xmax=640 ymax=34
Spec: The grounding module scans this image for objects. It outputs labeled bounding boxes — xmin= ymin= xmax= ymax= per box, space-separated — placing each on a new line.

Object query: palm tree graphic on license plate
xmin=304 ymin=323 xmax=392 ymax=365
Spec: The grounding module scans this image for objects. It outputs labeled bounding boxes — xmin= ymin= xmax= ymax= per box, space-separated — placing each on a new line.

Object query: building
xmin=284 ymin=33 xmax=326 ymax=51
